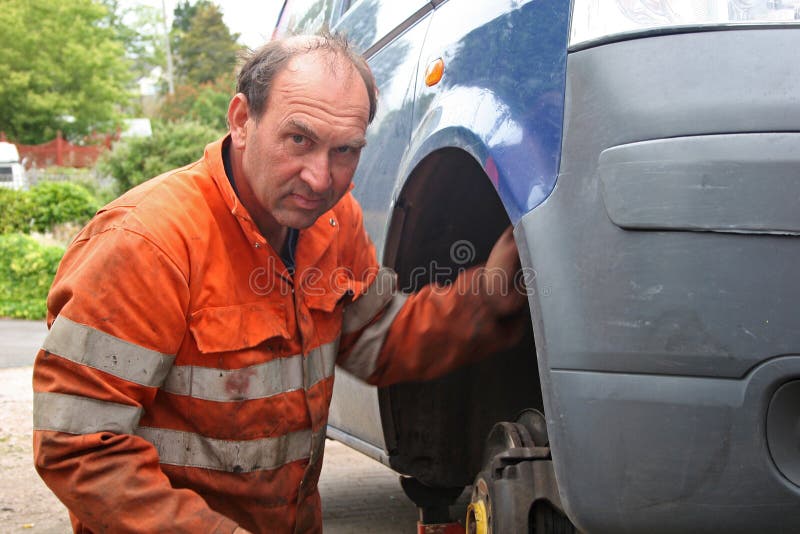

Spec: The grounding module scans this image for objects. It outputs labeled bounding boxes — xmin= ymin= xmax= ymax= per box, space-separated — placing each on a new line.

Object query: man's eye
xmin=291 ymin=135 xmax=305 ymax=144
xmin=335 ymin=146 xmax=351 ymax=154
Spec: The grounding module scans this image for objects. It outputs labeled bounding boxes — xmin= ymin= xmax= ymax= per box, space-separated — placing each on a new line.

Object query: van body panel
xmin=519 ymin=27 xmax=800 ymax=530
xmin=278 ymin=1 xmax=800 ymax=529
xmin=406 ymin=0 xmax=570 ymax=223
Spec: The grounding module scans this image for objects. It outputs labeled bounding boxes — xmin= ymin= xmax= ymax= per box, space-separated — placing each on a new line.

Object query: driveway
xmin=0 ymin=320 xmax=47 ymax=368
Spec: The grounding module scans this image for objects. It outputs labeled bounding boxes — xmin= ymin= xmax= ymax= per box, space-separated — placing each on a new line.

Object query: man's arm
xmin=337 ymin=225 xmax=526 ymax=387
xmin=33 ymin=227 xmax=239 ymax=533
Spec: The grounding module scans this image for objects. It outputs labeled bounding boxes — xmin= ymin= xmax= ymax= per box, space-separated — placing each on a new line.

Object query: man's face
xmin=237 ymin=52 xmax=370 ymax=231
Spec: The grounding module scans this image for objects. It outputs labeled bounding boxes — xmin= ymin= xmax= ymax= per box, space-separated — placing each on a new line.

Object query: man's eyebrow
xmin=288 ymin=118 xmax=366 ymax=149
xmin=288 ymin=119 xmax=319 ymax=142
xmin=347 ymin=137 xmax=367 ymax=149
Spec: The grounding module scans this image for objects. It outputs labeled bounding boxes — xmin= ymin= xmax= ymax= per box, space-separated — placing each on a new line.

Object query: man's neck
xmin=239 ymin=182 xmax=288 ymax=253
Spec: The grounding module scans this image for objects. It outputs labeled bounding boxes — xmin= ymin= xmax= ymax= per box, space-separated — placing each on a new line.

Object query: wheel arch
xmin=377 ymin=144 xmax=546 ymax=487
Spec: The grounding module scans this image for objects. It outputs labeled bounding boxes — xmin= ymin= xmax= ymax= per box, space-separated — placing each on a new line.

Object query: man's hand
xmin=234 ymin=527 xmax=253 ymax=534
xmin=480 ymin=226 xmax=526 ymax=317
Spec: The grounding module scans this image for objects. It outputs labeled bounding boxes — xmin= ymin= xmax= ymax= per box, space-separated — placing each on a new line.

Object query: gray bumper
xmin=517 ymin=27 xmax=800 ymax=532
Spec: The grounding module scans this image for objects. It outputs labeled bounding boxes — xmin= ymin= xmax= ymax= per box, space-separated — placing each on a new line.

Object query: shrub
xmin=0 ymin=188 xmax=33 ymax=234
xmin=28 ymin=181 xmax=99 ymax=233
xmin=28 ymin=166 xmax=117 ymax=206
xmin=190 ymin=84 xmax=232 ymax=132
xmin=98 ymin=119 xmax=223 ymax=194
xmin=0 ymin=234 xmax=64 ymax=319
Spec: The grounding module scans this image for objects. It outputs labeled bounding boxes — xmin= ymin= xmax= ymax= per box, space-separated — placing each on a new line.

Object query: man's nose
xmin=300 ymin=150 xmax=331 ymax=193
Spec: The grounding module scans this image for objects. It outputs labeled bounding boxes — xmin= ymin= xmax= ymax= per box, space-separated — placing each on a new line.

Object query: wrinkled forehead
xmin=273 ymin=51 xmax=368 ymax=106
xmin=282 ymin=48 xmax=359 ymax=84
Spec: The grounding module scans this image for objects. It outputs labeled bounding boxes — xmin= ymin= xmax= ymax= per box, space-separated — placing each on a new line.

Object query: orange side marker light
xmin=425 ymin=58 xmax=445 ymax=87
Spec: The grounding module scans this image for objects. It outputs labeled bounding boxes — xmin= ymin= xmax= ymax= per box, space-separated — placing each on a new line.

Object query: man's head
xmin=236 ymin=32 xmax=377 ymax=125
xmin=227 ymin=34 xmax=377 ymax=242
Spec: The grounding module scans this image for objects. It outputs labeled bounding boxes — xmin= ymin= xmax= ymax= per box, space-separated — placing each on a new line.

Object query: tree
xmin=171 ymin=1 xmax=242 ymax=87
xmin=0 ymin=0 xmax=133 ymax=144
xmin=158 ymin=75 xmax=233 ymax=132
xmin=107 ymin=1 xmax=166 ymax=88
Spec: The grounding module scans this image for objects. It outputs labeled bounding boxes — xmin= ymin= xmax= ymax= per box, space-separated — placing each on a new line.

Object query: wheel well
xmin=380 ymin=147 xmax=545 ymax=487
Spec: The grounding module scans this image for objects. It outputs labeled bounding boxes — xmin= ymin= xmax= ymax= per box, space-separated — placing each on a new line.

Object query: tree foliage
xmin=106 ymin=0 xmax=166 ymax=86
xmin=98 ymin=119 xmax=223 ymax=194
xmin=0 ymin=0 xmax=133 ymax=144
xmin=171 ymin=1 xmax=242 ymax=87
xmin=158 ymin=75 xmax=233 ymax=132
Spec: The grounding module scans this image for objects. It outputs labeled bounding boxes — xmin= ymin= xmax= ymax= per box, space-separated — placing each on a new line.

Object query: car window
xmin=275 ymin=0 xmax=335 ymax=36
xmin=334 ymin=0 xmax=432 ymax=55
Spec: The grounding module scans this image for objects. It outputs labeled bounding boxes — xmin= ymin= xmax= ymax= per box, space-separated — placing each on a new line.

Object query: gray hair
xmin=236 ymin=31 xmax=377 ymax=124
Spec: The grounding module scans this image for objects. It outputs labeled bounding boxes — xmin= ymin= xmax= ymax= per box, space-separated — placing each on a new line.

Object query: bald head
xmin=236 ymin=32 xmax=377 ymax=125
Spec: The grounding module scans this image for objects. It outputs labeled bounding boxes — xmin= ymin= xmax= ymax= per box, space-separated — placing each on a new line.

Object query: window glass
xmin=275 ymin=0 xmax=334 ymax=36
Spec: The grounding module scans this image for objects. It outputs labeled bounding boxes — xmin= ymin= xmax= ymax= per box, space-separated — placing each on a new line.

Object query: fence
xmin=0 ymin=131 xmax=115 ymax=169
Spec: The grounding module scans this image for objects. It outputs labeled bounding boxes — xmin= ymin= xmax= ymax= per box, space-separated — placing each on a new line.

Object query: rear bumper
xmin=541 ymin=359 xmax=800 ymax=533
xmin=518 ymin=27 xmax=800 ymax=532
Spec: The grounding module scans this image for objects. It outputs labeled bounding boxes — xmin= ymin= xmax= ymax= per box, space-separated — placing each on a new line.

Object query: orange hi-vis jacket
xmin=32 ymin=137 xmax=516 ymax=533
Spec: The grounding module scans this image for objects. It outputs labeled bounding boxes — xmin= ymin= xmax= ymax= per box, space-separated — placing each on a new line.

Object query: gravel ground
xmin=0 ymin=366 xmax=70 ymax=533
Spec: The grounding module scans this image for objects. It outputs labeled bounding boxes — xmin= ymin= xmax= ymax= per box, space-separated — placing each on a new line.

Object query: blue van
xmin=276 ymin=1 xmax=800 ymax=531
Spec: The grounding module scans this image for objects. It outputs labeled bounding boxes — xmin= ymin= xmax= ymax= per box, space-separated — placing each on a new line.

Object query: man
xmin=32 ymin=33 xmax=525 ymax=533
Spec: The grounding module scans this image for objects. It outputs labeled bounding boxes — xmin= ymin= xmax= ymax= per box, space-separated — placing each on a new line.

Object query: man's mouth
xmin=290 ymin=193 xmax=325 ymax=210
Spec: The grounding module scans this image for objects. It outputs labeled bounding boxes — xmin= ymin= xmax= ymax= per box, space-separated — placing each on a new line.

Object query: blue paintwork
xmin=280 ymin=0 xmax=571 ymax=224
xmin=335 ymin=4 xmax=434 ymax=259
xmin=336 ymin=0 xmax=431 ymax=53
xmin=407 ymin=0 xmax=571 ymax=223
xmin=325 ymin=0 xmax=572 ymax=449
xmin=289 ymin=0 xmax=573 ymax=465
xmin=325 ymin=2 xmax=435 ymax=444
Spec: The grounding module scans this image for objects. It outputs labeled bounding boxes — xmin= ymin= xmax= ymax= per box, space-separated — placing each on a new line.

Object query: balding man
xmin=32 ymin=33 xmax=525 ymax=533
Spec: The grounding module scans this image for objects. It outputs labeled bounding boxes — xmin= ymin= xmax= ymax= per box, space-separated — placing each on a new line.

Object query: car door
xmin=326 ymin=0 xmax=436 ymax=459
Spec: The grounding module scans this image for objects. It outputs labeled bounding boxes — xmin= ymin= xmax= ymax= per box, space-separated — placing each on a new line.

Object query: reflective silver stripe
xmin=339 ymin=293 xmax=408 ymax=380
xmin=136 ymin=426 xmax=323 ymax=473
xmin=33 ymin=391 xmax=142 ymax=435
xmin=162 ymin=340 xmax=338 ymax=402
xmin=304 ymin=340 xmax=338 ymax=390
xmin=342 ymin=267 xmax=398 ymax=335
xmin=43 ymin=316 xmax=174 ymax=387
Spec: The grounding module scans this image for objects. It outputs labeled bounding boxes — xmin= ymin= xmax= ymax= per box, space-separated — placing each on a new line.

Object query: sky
xmin=215 ymin=1 xmax=285 ymax=48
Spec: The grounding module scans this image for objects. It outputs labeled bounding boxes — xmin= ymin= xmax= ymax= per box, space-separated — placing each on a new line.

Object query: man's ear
xmin=228 ymin=93 xmax=250 ymax=149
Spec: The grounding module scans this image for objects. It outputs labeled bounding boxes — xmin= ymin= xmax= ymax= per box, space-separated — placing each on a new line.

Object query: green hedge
xmin=0 ymin=182 xmax=96 ymax=319
xmin=0 ymin=234 xmax=64 ymax=319
xmin=28 ymin=181 xmax=99 ymax=232
xmin=0 ymin=188 xmax=33 ymax=234
xmin=0 ymin=181 xmax=99 ymax=234
xmin=30 ymin=166 xmax=116 ymax=206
